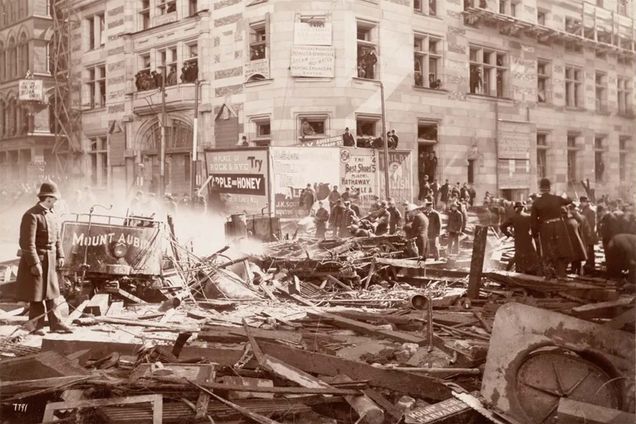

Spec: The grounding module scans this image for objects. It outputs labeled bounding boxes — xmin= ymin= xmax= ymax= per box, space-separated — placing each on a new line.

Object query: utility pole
xmin=380 ymin=81 xmax=390 ymax=199
xmin=191 ymin=79 xmax=200 ymax=198
xmin=159 ymin=66 xmax=167 ymax=196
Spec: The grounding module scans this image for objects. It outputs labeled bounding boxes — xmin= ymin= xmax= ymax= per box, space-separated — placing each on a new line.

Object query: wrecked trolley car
xmin=60 ymin=213 xmax=165 ymax=300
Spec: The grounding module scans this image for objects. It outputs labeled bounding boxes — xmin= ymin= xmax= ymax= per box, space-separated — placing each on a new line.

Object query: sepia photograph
xmin=0 ymin=0 xmax=634 ymax=422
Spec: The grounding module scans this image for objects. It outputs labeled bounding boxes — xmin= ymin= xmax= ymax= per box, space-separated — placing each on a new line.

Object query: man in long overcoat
xmin=16 ymin=182 xmax=72 ymax=334
xmin=500 ymin=202 xmax=540 ymax=275
xmin=406 ymin=204 xmax=429 ymax=259
xmin=424 ymin=201 xmax=441 ymax=260
xmin=530 ymin=178 xmax=574 ymax=279
xmin=579 ymin=196 xmax=597 ymax=273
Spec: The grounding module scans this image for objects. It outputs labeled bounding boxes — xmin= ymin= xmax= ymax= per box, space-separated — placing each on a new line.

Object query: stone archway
xmin=137 ymin=118 xmax=193 ymax=196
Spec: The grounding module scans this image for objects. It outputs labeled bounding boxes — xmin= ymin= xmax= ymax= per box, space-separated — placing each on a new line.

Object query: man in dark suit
xmin=500 ymin=202 xmax=540 ymax=275
xmin=342 ymin=127 xmax=355 ymax=147
xmin=530 ymin=178 xmax=574 ymax=279
xmin=16 ymin=182 xmax=72 ymax=334
xmin=405 ymin=203 xmax=429 ymax=259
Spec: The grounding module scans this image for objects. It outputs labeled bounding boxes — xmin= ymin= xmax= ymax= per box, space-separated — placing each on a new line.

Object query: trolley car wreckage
xmin=0 ymin=211 xmax=634 ymax=424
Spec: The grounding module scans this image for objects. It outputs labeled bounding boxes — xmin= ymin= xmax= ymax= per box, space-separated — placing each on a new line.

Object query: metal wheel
xmin=515 ymin=347 xmax=621 ymax=423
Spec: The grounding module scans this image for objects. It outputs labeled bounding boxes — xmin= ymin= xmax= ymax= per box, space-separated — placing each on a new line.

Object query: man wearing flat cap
xmin=16 ymin=182 xmax=72 ymax=334
xmin=530 ymin=178 xmax=574 ymax=279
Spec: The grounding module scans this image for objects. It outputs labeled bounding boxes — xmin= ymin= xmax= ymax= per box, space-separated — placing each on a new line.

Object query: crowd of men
xmin=305 ymin=183 xmax=471 ymax=262
xmin=304 ymin=179 xmax=636 ymax=282
xmin=499 ymin=178 xmax=636 ymax=282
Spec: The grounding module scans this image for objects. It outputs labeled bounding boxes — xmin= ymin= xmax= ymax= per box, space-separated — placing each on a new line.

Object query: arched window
xmin=0 ymin=2 xmax=5 ymax=27
xmin=0 ymin=41 xmax=5 ymax=81
xmin=139 ymin=119 xmax=193 ymax=152
xmin=8 ymin=37 xmax=17 ymax=78
xmin=8 ymin=98 xmax=17 ymax=136
xmin=18 ymin=33 xmax=28 ymax=76
xmin=0 ymin=99 xmax=5 ymax=138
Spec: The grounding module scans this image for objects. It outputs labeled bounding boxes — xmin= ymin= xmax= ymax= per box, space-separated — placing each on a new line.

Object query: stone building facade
xmin=66 ymin=0 xmax=636 ymax=201
xmin=0 ymin=0 xmax=58 ymax=185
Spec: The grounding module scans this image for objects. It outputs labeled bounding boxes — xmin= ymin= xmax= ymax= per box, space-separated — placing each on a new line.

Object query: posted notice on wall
xmin=18 ymin=79 xmax=43 ymax=101
xmin=498 ymin=120 xmax=533 ymax=160
xmin=290 ymin=46 xmax=335 ymax=78
xmin=293 ymin=15 xmax=332 ymax=46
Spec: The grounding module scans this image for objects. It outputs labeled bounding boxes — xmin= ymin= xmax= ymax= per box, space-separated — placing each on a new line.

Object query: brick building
xmin=0 ymin=0 xmax=59 ymax=185
xmin=60 ymin=0 xmax=636 ymax=201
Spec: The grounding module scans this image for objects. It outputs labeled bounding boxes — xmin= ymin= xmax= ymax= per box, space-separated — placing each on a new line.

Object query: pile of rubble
xmin=0 ymin=229 xmax=634 ymax=424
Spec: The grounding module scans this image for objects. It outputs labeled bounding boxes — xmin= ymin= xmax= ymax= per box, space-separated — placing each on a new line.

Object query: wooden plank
xmin=106 ymin=301 xmax=124 ymax=317
xmin=306 ymin=308 xmax=446 ymax=348
xmin=557 ymin=398 xmax=636 ymax=424
xmin=85 ymin=294 xmax=110 ymax=316
xmin=43 ymin=394 xmax=163 ymax=424
xmin=88 ymin=316 xmax=198 ymax=332
xmin=571 ymin=297 xmax=635 ymax=320
xmin=159 ymin=308 xmax=176 ymax=324
xmin=362 ymin=388 xmax=403 ymax=420
xmin=194 ymin=365 xmax=215 ymax=420
xmin=259 ymin=341 xmax=452 ymax=401
xmin=200 ymin=324 xmax=302 ymax=344
xmin=188 ymin=381 xmax=282 ymax=424
xmin=114 ymin=288 xmax=147 ymax=304
xmin=467 ymin=225 xmax=488 ymax=299
xmin=66 ymin=300 xmax=89 ymax=324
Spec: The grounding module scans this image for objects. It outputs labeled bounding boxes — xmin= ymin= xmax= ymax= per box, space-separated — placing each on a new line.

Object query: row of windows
xmin=536 ymin=133 xmax=632 ymax=184
xmin=0 ymin=0 xmax=30 ymax=27
xmin=243 ymin=18 xmax=634 ymax=109
xmin=537 ymin=62 xmax=633 ymax=114
xmin=134 ymin=42 xmax=199 ymax=91
xmin=0 ymin=99 xmax=33 ymax=138
xmin=138 ymin=0 xmax=198 ymax=31
xmin=0 ymin=35 xmax=30 ymax=82
xmin=247 ymin=115 xmax=437 ymax=147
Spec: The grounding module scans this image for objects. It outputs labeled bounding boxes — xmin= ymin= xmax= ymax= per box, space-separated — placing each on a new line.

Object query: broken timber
xmin=259 ymin=341 xmax=452 ymax=401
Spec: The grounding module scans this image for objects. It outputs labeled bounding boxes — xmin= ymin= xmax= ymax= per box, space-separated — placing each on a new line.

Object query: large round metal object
xmin=515 ymin=348 xmax=621 ymax=423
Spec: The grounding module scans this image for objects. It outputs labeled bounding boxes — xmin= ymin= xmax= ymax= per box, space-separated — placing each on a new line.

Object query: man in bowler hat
xmin=16 ymin=182 xmax=72 ymax=334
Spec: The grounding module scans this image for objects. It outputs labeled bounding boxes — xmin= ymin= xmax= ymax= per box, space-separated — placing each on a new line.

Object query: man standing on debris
xmin=16 ymin=182 xmax=73 ymax=335
xmin=439 ymin=179 xmax=450 ymax=210
xmin=299 ymin=183 xmax=316 ymax=216
xmin=328 ymin=185 xmax=341 ymax=212
xmin=500 ymin=202 xmax=540 ymax=275
xmin=425 ymin=200 xmax=441 ymax=260
xmin=530 ymin=178 xmax=574 ymax=279
xmin=579 ymin=196 xmax=597 ymax=273
xmin=314 ymin=201 xmax=330 ymax=239
xmin=387 ymin=198 xmax=402 ymax=234
xmin=446 ymin=202 xmax=464 ymax=256
xmin=330 ymin=199 xmax=344 ymax=237
xmin=405 ymin=203 xmax=429 ymax=259
xmin=374 ymin=201 xmax=390 ymax=236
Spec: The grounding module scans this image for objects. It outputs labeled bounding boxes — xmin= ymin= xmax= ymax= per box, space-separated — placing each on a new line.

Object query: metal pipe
xmin=380 ymin=81 xmax=390 ymax=199
xmin=191 ymin=79 xmax=200 ymax=198
xmin=160 ymin=67 xmax=167 ymax=196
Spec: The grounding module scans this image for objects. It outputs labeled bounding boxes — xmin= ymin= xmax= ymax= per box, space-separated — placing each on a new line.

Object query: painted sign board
xmin=204 ymin=148 xmax=269 ymax=215
xmin=61 ymin=222 xmax=163 ymax=275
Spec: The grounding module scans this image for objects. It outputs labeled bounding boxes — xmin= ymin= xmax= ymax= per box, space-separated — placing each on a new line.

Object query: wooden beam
xmin=42 ymin=394 xmax=162 ymax=424
xmin=467 ymin=225 xmax=488 ymax=299
xmin=557 ymin=398 xmax=636 ymax=424
xmin=259 ymin=341 xmax=451 ymax=401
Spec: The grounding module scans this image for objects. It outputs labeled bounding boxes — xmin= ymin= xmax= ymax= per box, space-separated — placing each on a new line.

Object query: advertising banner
xmin=204 ymin=148 xmax=269 ymax=215
xmin=339 ymin=148 xmax=378 ymax=214
xmin=270 ymin=147 xmax=339 ymax=219
xmin=378 ymin=150 xmax=413 ymax=205
xmin=61 ymin=222 xmax=163 ymax=275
